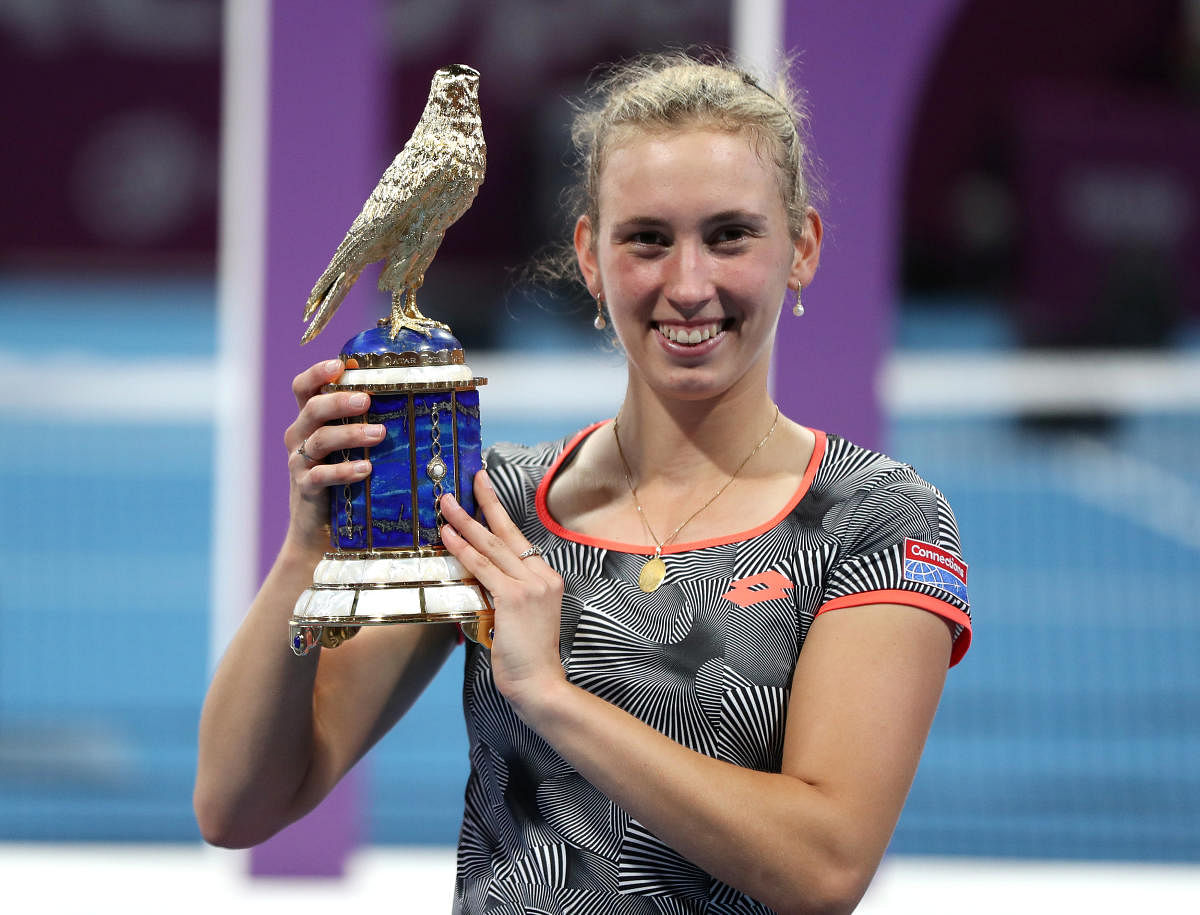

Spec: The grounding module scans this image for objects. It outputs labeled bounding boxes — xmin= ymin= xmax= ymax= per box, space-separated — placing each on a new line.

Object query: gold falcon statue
xmin=302 ymin=64 xmax=486 ymax=343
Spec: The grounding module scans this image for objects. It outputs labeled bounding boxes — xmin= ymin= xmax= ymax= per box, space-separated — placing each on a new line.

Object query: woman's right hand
xmin=283 ymin=358 xmax=385 ymax=548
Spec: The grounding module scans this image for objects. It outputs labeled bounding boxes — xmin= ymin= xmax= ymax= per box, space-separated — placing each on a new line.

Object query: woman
xmin=195 ymin=53 xmax=971 ymax=914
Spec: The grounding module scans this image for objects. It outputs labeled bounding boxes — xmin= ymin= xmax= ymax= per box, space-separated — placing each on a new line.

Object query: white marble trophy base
xmin=289 ymin=549 xmax=493 ymax=654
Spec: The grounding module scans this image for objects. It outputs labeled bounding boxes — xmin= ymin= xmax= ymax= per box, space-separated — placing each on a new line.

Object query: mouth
xmin=653 ymin=319 xmax=733 ymax=347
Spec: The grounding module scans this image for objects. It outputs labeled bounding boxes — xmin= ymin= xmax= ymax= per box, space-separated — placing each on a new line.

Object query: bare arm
xmin=440 ymin=476 xmax=951 ymax=915
xmin=193 ymin=360 xmax=457 ymax=848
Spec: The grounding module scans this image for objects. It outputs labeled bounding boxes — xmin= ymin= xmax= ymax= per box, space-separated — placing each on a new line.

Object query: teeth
xmin=659 ymin=323 xmax=722 ymax=345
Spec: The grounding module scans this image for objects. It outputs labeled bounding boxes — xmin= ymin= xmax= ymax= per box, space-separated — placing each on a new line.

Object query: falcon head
xmin=432 ymin=64 xmax=480 ymax=108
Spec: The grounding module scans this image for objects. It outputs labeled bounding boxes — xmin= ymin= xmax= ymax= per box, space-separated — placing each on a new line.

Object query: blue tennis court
xmin=1 ymin=277 xmax=1197 ymax=862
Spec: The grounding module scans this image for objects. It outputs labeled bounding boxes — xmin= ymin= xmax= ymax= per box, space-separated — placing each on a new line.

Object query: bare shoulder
xmin=774 ymin=418 xmax=817 ymax=476
xmin=543 ymin=423 xmax=628 ymax=534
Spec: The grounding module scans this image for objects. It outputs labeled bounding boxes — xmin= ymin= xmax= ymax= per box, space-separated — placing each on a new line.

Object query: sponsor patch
xmin=903 ymin=538 xmax=968 ymax=603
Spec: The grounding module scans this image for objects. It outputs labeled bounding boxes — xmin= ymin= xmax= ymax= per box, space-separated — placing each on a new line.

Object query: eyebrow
xmin=609 ymin=210 xmax=770 ymax=234
xmin=707 ymin=209 xmax=769 ymax=227
xmin=610 ymin=216 xmax=667 ymax=231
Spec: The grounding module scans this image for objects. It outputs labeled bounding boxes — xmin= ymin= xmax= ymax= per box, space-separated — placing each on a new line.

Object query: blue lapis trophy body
xmin=289 ymin=324 xmax=492 ymax=655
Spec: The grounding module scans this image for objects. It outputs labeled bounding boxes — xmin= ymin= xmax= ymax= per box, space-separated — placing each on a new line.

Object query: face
xmin=575 ymin=127 xmax=820 ymax=404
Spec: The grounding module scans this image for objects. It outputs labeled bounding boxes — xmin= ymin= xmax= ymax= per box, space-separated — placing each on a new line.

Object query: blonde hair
xmin=571 ymin=50 xmax=821 ymax=241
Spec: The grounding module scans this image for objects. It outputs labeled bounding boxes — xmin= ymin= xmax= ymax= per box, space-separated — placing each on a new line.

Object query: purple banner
xmin=251 ymin=0 xmax=387 ymax=877
xmin=776 ymin=0 xmax=961 ymax=449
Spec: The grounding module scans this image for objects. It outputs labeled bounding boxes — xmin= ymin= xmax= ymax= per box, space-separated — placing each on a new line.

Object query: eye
xmin=628 ymin=230 xmax=668 ymax=248
xmin=622 ymin=229 xmax=671 ymax=257
xmin=710 ymin=226 xmax=752 ymax=246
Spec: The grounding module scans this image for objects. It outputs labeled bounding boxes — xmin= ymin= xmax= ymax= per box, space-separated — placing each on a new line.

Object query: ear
xmin=574 ymin=214 xmax=601 ymax=296
xmin=789 ymin=207 xmax=823 ymax=290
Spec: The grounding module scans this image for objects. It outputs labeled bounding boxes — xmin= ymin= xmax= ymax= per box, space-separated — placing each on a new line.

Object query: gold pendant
xmin=638 ymin=556 xmax=667 ymax=593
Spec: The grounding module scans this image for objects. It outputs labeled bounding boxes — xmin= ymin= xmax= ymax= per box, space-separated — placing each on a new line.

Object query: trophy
xmin=288 ymin=64 xmax=493 ymax=655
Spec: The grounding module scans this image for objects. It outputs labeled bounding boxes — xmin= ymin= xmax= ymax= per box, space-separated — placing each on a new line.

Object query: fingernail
xmin=441 ymin=493 xmax=457 ymax=509
xmin=350 ymin=393 xmax=368 ymax=408
xmin=478 ymin=468 xmax=494 ymax=490
xmin=324 ymin=359 xmax=342 ymax=374
xmin=366 ymin=424 xmax=385 ymax=439
xmin=441 ymin=523 xmax=458 ymax=539
xmin=353 ymin=460 xmax=371 ymax=474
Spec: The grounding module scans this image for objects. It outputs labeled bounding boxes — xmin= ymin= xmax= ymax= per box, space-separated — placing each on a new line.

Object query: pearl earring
xmin=792 ymin=284 xmax=804 ymax=318
xmin=593 ymin=293 xmax=607 ymax=330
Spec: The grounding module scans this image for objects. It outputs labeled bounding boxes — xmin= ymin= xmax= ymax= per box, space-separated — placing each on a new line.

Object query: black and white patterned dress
xmin=453 ymin=424 xmax=971 ymax=914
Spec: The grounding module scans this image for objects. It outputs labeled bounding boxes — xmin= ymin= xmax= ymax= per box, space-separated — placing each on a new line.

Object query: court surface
xmin=1 ymin=278 xmax=1197 ymax=901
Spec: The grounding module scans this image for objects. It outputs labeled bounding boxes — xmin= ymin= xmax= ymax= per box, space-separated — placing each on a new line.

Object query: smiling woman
xmin=195 ymin=51 xmax=971 ymax=915
xmin=574 ymin=127 xmax=819 ymax=411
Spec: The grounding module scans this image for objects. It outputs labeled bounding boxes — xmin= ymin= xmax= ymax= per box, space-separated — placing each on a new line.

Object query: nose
xmin=664 ymin=240 xmax=715 ymax=315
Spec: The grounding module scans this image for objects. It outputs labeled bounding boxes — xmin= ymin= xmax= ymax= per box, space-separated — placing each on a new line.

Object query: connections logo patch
xmin=903 ymin=539 xmax=968 ymax=603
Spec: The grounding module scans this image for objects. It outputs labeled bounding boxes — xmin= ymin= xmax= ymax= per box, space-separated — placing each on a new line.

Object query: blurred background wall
xmin=1 ymin=0 xmax=1198 ymax=895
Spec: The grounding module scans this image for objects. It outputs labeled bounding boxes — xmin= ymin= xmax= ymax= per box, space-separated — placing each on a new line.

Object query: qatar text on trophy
xmin=289 ymin=64 xmax=493 ymax=656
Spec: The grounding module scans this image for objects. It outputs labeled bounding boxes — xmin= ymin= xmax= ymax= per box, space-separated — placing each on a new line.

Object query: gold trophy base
xmin=289 ymin=608 xmax=495 ymax=654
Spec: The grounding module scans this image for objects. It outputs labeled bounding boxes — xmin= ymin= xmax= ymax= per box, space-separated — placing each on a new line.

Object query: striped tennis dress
xmin=453 ymin=424 xmax=971 ymax=914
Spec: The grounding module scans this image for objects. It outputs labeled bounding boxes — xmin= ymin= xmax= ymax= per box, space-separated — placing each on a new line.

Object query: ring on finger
xmin=517 ymin=546 xmax=542 ymax=560
xmin=296 ymin=437 xmax=318 ymax=463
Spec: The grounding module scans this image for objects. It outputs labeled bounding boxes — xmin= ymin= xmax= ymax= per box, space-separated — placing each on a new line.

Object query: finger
xmin=292 ymin=358 xmax=346 ymax=408
xmin=285 ymin=390 xmax=372 ymax=452
xmin=439 ymin=522 xmax=509 ymax=593
xmin=441 ymin=521 xmax=563 ymax=612
xmin=440 ymin=490 xmax=560 ymax=593
xmin=290 ymin=419 xmax=386 ymax=463
xmin=293 ymin=457 xmax=372 ymax=497
xmin=439 ymin=492 xmax=528 ymax=578
xmin=470 ymin=469 xmax=558 ymax=582
xmin=471 ymin=469 xmax=525 ymax=545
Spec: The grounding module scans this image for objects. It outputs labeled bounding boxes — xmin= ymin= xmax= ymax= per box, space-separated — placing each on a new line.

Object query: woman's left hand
xmin=438 ymin=470 xmax=566 ymax=716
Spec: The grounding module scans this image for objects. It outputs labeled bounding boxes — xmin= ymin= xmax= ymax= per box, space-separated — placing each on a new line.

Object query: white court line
xmin=468 ymin=351 xmax=626 ymax=418
xmin=1 ymin=351 xmax=217 ymax=422
xmin=1 ymin=845 xmax=1197 ymax=913
xmin=10 ymin=350 xmax=1200 ymax=422
xmin=1050 ymin=434 xmax=1200 ymax=552
xmin=880 ymin=351 xmax=1200 ymax=414
xmin=862 ymin=855 xmax=1200 ymax=912
xmin=0 ymin=350 xmax=630 ymax=423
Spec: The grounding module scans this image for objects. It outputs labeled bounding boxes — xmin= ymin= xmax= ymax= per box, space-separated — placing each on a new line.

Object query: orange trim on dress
xmin=817 ymin=588 xmax=973 ymax=667
xmin=535 ymin=423 xmax=828 ymax=555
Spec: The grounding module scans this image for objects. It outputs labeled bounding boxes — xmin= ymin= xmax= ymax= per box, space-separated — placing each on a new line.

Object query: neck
xmin=613 ymin=374 xmax=780 ymax=489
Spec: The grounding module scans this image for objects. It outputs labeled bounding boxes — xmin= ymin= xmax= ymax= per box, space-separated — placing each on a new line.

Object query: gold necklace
xmin=612 ymin=405 xmax=781 ymax=593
